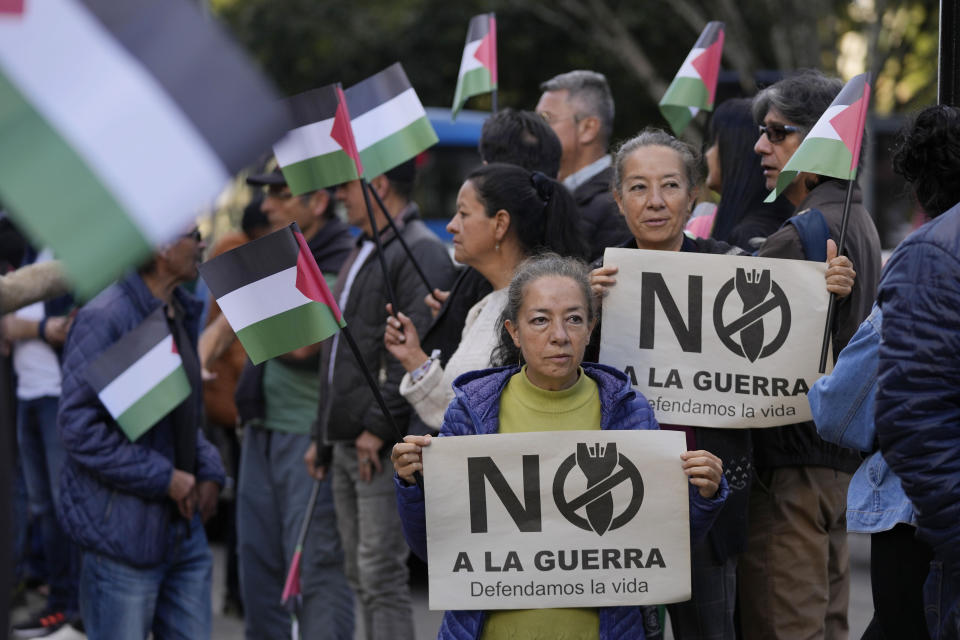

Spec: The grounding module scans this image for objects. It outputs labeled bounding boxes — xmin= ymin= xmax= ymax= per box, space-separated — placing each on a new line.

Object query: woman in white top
xmin=383 ymin=162 xmax=588 ymax=430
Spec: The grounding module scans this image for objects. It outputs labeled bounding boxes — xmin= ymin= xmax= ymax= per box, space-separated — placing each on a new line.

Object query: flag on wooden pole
xmin=451 ymin=13 xmax=497 ymax=120
xmin=273 ymin=83 xmax=363 ymax=196
xmin=199 ymin=223 xmax=345 ymax=365
xmin=659 ymin=21 xmax=725 ymax=135
xmin=0 ymin=0 xmax=290 ymax=298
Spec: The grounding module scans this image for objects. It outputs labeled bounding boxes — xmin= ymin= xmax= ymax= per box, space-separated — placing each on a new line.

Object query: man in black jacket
xmin=235 ymin=168 xmax=355 ymax=639
xmin=311 ymin=160 xmax=455 ymax=639
xmin=536 ymin=70 xmax=632 ymax=260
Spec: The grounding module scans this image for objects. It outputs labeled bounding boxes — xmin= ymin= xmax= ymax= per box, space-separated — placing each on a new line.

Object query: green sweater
xmin=482 ymin=366 xmax=601 ymax=640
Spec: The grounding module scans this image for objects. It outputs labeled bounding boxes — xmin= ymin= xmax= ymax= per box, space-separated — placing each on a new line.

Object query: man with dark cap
xmin=197 ymin=198 xmax=269 ymax=616
xmin=234 ymin=166 xmax=355 ymax=639
xmin=306 ymin=160 xmax=456 ymax=639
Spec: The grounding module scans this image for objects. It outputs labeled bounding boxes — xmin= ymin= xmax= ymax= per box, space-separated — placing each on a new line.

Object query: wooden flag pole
xmin=367 ymin=184 xmax=435 ymax=294
xmin=341 ymin=325 xmax=424 ymax=489
xmin=360 ymin=178 xmax=400 ymax=314
xmin=817 ymin=177 xmax=857 ymax=373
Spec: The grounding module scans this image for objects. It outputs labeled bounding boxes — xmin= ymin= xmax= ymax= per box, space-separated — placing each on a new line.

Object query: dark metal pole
xmin=360 ymin=179 xmax=399 ymax=314
xmin=341 ymin=326 xmax=423 ymax=489
xmin=940 ymin=0 xmax=960 ymax=106
xmin=367 ymin=186 xmax=435 ymax=294
xmin=818 ymin=177 xmax=857 ymax=373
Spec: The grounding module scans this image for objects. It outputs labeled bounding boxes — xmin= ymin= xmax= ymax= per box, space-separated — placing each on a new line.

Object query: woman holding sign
xmin=588 ymin=128 xmax=856 ymax=640
xmin=392 ymin=253 xmax=728 ymax=640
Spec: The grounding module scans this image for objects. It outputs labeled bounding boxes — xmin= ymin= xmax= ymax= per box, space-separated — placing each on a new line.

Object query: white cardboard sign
xmin=423 ymin=430 xmax=690 ymax=610
xmin=598 ymin=248 xmax=832 ymax=428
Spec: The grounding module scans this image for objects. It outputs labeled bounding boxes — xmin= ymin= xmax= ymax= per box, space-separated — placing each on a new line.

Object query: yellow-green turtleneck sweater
xmin=481 ymin=366 xmax=601 ymax=640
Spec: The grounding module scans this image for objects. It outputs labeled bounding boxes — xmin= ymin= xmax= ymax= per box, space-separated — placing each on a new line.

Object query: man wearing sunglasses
xmin=57 ymin=225 xmax=226 ymax=638
xmin=739 ymin=69 xmax=883 ymax=640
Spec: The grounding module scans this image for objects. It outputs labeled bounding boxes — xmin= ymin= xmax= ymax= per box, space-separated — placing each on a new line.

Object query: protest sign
xmin=599 ymin=248 xmax=832 ymax=428
xmin=423 ymin=430 xmax=690 ymax=610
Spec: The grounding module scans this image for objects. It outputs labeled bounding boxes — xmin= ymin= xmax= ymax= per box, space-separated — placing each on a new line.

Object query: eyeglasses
xmin=182 ymin=228 xmax=202 ymax=242
xmin=538 ymin=111 xmax=588 ymax=126
xmin=758 ymin=123 xmax=801 ymax=144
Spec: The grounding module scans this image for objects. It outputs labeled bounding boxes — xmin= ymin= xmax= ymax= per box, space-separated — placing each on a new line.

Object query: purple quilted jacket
xmin=395 ymin=362 xmax=728 ymax=640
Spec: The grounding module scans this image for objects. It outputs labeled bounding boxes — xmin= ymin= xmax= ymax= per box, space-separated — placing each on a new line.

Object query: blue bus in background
xmin=413 ymin=107 xmax=490 ymax=245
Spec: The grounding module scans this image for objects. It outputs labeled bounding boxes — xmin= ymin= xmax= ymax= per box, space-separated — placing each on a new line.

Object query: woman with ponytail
xmin=383 ymin=163 xmax=587 ymax=431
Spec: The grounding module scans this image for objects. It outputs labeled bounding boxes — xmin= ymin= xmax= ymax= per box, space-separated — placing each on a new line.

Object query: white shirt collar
xmin=562 ymin=155 xmax=612 ymax=192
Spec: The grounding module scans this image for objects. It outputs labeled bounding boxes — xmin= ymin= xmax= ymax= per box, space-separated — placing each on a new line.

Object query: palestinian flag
xmin=451 ymin=13 xmax=497 ymax=120
xmin=87 ymin=308 xmax=190 ymax=442
xmin=273 ymin=83 xmax=364 ymax=196
xmin=658 ymin=21 xmax=725 ymax=135
xmin=344 ymin=63 xmax=439 ymax=179
xmin=199 ymin=223 xmax=345 ymax=365
xmin=0 ymin=0 xmax=290 ymax=298
xmin=765 ymin=73 xmax=871 ymax=202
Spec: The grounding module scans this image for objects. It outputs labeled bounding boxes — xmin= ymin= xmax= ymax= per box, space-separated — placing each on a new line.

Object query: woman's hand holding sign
xmin=393 ymin=434 xmax=432 ymax=484
xmin=589 ymin=264 xmax=618 ymax=301
xmin=680 ymin=449 xmax=724 ymax=498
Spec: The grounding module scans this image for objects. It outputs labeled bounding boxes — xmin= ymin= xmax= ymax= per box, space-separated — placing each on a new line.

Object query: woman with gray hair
xmin=589 ymin=126 xmax=857 ymax=640
xmin=742 ymin=69 xmax=883 ymax=640
xmin=391 ymin=253 xmax=727 ymax=640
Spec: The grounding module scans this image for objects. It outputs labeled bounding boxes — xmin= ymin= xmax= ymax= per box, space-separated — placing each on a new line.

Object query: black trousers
xmin=861 ymin=523 xmax=934 ymax=640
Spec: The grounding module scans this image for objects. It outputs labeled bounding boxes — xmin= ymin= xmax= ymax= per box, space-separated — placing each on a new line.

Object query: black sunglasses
xmin=758 ymin=123 xmax=801 ymax=144
xmin=182 ymin=228 xmax=202 ymax=242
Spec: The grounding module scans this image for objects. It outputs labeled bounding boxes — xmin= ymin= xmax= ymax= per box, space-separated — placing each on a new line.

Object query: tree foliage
xmin=213 ymin=0 xmax=938 ymax=144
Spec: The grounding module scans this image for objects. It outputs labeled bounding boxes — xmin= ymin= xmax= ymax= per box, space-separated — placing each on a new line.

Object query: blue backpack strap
xmin=783 ymin=207 xmax=831 ymax=262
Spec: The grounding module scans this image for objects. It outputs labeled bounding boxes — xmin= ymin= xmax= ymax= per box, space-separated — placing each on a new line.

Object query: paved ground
xmin=211 ymin=533 xmax=873 ymax=639
xmin=9 ymin=533 xmax=873 ymax=639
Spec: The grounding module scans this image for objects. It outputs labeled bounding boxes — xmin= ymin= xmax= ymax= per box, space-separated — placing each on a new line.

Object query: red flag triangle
xmin=473 ymin=16 xmax=497 ymax=85
xmin=281 ymin=550 xmax=302 ymax=604
xmin=690 ymin=30 xmax=724 ymax=106
xmin=829 ymin=83 xmax=871 ymax=171
xmin=330 ymin=86 xmax=363 ymax=177
xmin=170 ymin=337 xmax=179 ymax=355
xmin=294 ymin=229 xmax=344 ymax=324
xmin=0 ymin=0 xmax=24 ymax=15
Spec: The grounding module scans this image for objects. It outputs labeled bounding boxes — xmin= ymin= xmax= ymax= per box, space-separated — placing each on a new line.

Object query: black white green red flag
xmin=273 ymin=83 xmax=364 ymax=196
xmin=344 ymin=63 xmax=439 ymax=179
xmin=659 ymin=21 xmax=725 ymax=135
xmin=451 ymin=13 xmax=497 ymax=120
xmin=198 ymin=223 xmax=345 ymax=365
xmin=0 ymin=0 xmax=290 ymax=298
xmin=765 ymin=73 xmax=871 ymax=202
xmin=87 ymin=308 xmax=191 ymax=442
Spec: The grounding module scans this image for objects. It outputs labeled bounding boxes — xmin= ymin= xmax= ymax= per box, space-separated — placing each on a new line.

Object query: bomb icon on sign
xmin=553 ymin=443 xmax=644 ymax=536
xmin=713 ymin=268 xmax=792 ymax=362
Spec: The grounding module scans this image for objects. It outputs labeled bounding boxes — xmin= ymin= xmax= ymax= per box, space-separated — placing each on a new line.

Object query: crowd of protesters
xmin=3 ymin=65 xmax=959 ymax=640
